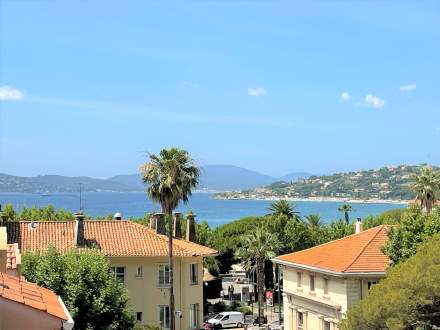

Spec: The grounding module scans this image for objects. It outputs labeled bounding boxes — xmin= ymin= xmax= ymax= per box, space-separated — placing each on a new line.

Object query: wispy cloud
xmin=179 ymin=81 xmax=199 ymax=89
xmin=0 ymin=86 xmax=24 ymax=101
xmin=340 ymin=91 xmax=351 ymax=102
xmin=399 ymin=83 xmax=417 ymax=92
xmin=358 ymin=94 xmax=386 ymax=109
xmin=247 ymin=87 xmax=267 ymax=97
xmin=23 ymin=94 xmax=293 ymax=128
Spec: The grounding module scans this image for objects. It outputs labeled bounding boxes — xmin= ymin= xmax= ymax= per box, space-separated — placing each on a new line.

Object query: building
xmin=273 ymin=222 xmax=390 ymax=330
xmin=0 ymin=272 xmax=74 ymax=330
xmin=3 ymin=212 xmax=217 ymax=330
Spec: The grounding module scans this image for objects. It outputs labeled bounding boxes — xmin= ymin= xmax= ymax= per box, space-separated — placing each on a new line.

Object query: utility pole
xmin=78 ymin=183 xmax=83 ymax=211
xmin=277 ymin=264 xmax=282 ymax=325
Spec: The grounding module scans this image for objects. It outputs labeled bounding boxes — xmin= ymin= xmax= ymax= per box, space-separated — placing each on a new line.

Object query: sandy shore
xmin=214 ymin=195 xmax=409 ymax=205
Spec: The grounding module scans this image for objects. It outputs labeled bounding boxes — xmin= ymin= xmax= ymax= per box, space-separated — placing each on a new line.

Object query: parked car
xmin=207 ymin=311 xmax=244 ymax=328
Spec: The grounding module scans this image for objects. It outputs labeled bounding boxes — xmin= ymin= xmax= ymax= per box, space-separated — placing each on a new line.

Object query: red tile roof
xmin=0 ymin=272 xmax=68 ymax=320
xmin=6 ymin=243 xmax=19 ymax=270
xmin=275 ymin=225 xmax=390 ymax=274
xmin=6 ymin=220 xmax=217 ymax=257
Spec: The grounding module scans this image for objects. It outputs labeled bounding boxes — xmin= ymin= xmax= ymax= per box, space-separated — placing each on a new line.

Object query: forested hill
xmin=217 ymin=164 xmax=439 ymax=201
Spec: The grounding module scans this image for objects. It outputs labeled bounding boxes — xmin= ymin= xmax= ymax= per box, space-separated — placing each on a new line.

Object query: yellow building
xmin=273 ymin=223 xmax=390 ymax=330
xmin=3 ymin=213 xmax=216 ymax=330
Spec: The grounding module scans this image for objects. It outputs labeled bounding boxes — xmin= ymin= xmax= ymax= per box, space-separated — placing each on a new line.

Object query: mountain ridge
xmin=0 ymin=165 xmax=312 ymax=193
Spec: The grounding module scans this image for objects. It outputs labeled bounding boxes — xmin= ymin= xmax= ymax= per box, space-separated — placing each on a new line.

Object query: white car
xmin=208 ymin=311 xmax=244 ymax=328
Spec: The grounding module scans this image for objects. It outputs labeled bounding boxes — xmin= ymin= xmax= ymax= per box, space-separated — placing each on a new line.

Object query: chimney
xmin=0 ymin=227 xmax=7 ymax=273
xmin=113 ymin=212 xmax=122 ymax=220
xmin=155 ymin=213 xmax=166 ymax=235
xmin=149 ymin=213 xmax=157 ymax=230
xmin=173 ymin=212 xmax=182 ymax=238
xmin=185 ymin=212 xmax=196 ymax=242
xmin=74 ymin=212 xmax=85 ymax=246
xmin=355 ymin=218 xmax=363 ymax=234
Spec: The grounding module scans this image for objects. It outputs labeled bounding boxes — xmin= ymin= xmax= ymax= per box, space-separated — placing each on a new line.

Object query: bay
xmin=0 ymin=192 xmax=405 ymax=227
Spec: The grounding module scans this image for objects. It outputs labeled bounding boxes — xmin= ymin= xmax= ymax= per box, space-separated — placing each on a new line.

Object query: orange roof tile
xmin=0 ymin=272 xmax=68 ymax=320
xmin=7 ymin=220 xmax=217 ymax=257
xmin=275 ymin=225 xmax=390 ymax=274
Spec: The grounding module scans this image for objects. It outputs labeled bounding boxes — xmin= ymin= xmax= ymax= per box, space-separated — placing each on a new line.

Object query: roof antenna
xmin=77 ymin=182 xmax=83 ymax=212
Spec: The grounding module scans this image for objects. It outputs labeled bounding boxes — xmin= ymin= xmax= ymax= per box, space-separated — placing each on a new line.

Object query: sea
xmin=0 ymin=192 xmax=406 ymax=227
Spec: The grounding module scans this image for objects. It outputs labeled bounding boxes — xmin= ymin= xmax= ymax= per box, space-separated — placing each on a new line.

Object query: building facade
xmin=3 ymin=213 xmax=216 ymax=330
xmin=273 ymin=224 xmax=390 ymax=330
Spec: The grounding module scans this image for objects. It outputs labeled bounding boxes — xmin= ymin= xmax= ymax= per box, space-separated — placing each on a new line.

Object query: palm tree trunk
xmin=167 ymin=209 xmax=175 ymax=330
xmin=345 ymin=211 xmax=349 ymax=224
xmin=256 ymin=258 xmax=265 ymax=326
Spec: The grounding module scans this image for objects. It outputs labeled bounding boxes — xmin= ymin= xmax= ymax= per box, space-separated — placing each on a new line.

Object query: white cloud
xmin=179 ymin=81 xmax=199 ymax=89
xmin=247 ymin=87 xmax=267 ymax=97
xmin=0 ymin=86 xmax=24 ymax=101
xmin=399 ymin=83 xmax=417 ymax=92
xmin=340 ymin=91 xmax=351 ymax=102
xmin=359 ymin=94 xmax=386 ymax=109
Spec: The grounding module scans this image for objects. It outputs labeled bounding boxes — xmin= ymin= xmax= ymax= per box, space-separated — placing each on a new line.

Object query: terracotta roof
xmin=6 ymin=243 xmax=20 ymax=270
xmin=6 ymin=221 xmax=217 ymax=257
xmin=275 ymin=225 xmax=390 ymax=274
xmin=0 ymin=272 xmax=68 ymax=320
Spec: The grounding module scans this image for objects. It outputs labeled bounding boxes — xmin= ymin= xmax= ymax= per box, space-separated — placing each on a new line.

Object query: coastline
xmin=213 ymin=195 xmax=409 ymax=205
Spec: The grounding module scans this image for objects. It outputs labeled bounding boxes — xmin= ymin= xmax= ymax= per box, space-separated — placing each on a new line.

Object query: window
xmin=112 ymin=267 xmax=126 ymax=287
xmin=367 ymin=281 xmax=377 ymax=290
xmin=159 ymin=306 xmax=170 ymax=330
xmin=324 ymin=278 xmax=329 ymax=295
xmin=159 ymin=265 xmax=170 ymax=286
xmin=297 ymin=312 xmax=304 ymax=330
xmin=297 ymin=272 xmax=302 ymax=287
xmin=310 ymin=275 xmax=315 ymax=292
xmin=136 ymin=266 xmax=143 ymax=278
xmin=190 ymin=263 xmax=198 ymax=285
xmin=136 ymin=312 xmax=143 ymax=322
xmin=323 ymin=320 xmax=331 ymax=330
xmin=190 ymin=303 xmax=199 ymax=328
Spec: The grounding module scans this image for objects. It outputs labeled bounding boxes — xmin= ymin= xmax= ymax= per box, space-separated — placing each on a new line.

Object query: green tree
xmin=22 ymin=246 xmax=135 ymax=330
xmin=338 ymin=204 xmax=353 ymax=224
xmin=268 ymin=200 xmax=300 ymax=221
xmin=140 ymin=147 xmax=199 ymax=330
xmin=383 ymin=205 xmax=440 ymax=264
xmin=304 ymin=214 xmax=322 ymax=229
xmin=1 ymin=203 xmax=16 ymax=221
xmin=410 ymin=166 xmax=440 ymax=213
xmin=341 ymin=233 xmax=440 ymax=329
xmin=235 ymin=225 xmax=280 ymax=325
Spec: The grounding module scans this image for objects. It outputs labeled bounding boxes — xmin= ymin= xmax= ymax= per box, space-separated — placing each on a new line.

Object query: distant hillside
xmin=0 ymin=165 xmax=312 ymax=193
xmin=107 ymin=174 xmax=144 ymax=190
xmin=109 ymin=165 xmax=312 ymax=191
xmin=0 ymin=173 xmax=134 ymax=193
xmin=217 ymin=164 xmax=438 ymax=201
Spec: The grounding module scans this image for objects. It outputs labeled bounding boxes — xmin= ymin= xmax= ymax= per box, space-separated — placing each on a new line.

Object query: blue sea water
xmin=0 ymin=192 xmax=405 ymax=227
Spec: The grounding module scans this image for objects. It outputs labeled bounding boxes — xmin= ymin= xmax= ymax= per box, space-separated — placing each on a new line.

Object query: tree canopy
xmin=21 ymin=247 xmax=135 ymax=330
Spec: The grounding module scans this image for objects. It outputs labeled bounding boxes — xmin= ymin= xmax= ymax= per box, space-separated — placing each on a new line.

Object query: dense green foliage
xmin=22 ymin=247 xmax=135 ymax=330
xmin=0 ymin=203 xmax=75 ymax=221
xmin=383 ymin=205 xmax=440 ymax=264
xmin=341 ymin=233 xmax=440 ymax=329
xmin=218 ymin=164 xmax=439 ymax=200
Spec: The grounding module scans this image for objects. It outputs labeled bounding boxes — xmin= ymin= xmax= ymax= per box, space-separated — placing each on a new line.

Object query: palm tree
xmin=236 ymin=225 xmax=280 ymax=326
xmin=140 ymin=148 xmax=200 ymax=330
xmin=304 ymin=214 xmax=322 ymax=229
xmin=268 ymin=200 xmax=301 ymax=221
xmin=338 ymin=204 xmax=352 ymax=224
xmin=410 ymin=166 xmax=440 ymax=213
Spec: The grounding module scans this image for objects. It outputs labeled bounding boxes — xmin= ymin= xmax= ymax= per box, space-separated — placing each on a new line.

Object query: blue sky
xmin=1 ymin=1 xmax=439 ymax=178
